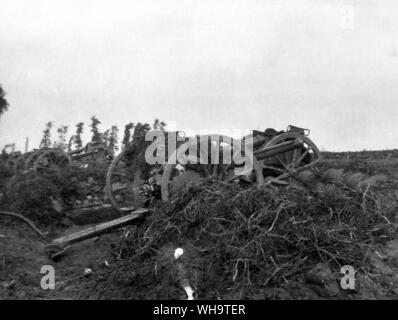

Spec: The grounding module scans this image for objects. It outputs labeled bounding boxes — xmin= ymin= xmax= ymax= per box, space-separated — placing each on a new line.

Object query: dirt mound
xmin=0 ymin=164 xmax=108 ymax=226
xmin=1 ymin=159 xmax=398 ymax=300
xmin=85 ymin=175 xmax=396 ymax=299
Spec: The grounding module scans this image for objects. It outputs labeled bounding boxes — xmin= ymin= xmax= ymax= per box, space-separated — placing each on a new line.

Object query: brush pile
xmin=115 ymin=173 xmax=397 ymax=298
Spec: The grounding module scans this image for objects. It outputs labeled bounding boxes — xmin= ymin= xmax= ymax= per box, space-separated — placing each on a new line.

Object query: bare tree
xmin=40 ymin=122 xmax=53 ymax=148
xmin=90 ymin=116 xmax=102 ymax=143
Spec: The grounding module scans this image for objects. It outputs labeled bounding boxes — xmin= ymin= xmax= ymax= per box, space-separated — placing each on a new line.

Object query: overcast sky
xmin=1 ymin=0 xmax=398 ymax=152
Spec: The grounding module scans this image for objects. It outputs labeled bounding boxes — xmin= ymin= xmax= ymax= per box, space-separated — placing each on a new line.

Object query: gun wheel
xmin=32 ymin=149 xmax=71 ymax=173
xmin=261 ymin=132 xmax=321 ymax=179
xmin=106 ymin=147 xmax=148 ymax=213
xmin=161 ymin=134 xmax=263 ymax=202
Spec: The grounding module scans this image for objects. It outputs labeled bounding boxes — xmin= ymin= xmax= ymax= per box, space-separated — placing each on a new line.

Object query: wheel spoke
xmin=111 ymin=184 xmax=129 ymax=192
xmin=294 ymin=147 xmax=312 ymax=167
xmin=261 ymin=163 xmax=284 ymax=173
xmin=218 ymin=164 xmax=232 ymax=180
xmin=56 ymin=158 xmax=68 ymax=166
xmin=292 ymin=148 xmax=301 ymax=164
xmin=179 ymin=153 xmax=212 ymax=178
xmin=161 ymin=134 xmax=264 ymax=201
xmin=210 ymin=164 xmax=219 ymax=178
xmin=112 ymin=171 xmax=130 ymax=179
xmin=273 ymin=155 xmax=288 ymax=169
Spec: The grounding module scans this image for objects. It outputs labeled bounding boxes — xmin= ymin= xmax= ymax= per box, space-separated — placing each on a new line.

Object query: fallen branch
xmin=0 ymin=210 xmax=48 ymax=237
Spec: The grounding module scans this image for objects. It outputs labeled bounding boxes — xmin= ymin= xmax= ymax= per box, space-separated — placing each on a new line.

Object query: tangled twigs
xmin=115 ymin=173 xmax=397 ymax=292
xmin=0 ymin=210 xmax=48 ymax=237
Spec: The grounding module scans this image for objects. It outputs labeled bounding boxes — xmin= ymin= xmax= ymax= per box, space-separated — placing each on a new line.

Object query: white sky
xmin=1 ymin=0 xmax=398 ymax=151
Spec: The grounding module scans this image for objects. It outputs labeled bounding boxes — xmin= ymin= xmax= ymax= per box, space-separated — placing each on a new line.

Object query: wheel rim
xmin=33 ymin=149 xmax=71 ymax=173
xmin=106 ymin=146 xmax=149 ymax=212
xmin=261 ymin=132 xmax=321 ymax=178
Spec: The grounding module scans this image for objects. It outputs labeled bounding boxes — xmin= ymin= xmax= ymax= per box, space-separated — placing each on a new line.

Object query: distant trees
xmin=0 ymin=89 xmax=170 ymax=151
xmin=122 ymin=122 xmax=134 ymax=149
xmin=121 ymin=120 xmax=166 ymax=148
xmin=108 ymin=125 xmax=119 ymax=154
xmin=33 ymin=117 xmax=166 ymax=153
xmin=102 ymin=129 xmax=110 ymax=145
xmin=54 ymin=125 xmax=68 ymax=150
xmin=74 ymin=122 xmax=84 ymax=149
xmin=40 ymin=122 xmax=53 ymax=148
xmin=88 ymin=116 xmax=120 ymax=154
xmin=133 ymin=122 xmax=151 ymax=140
xmin=90 ymin=116 xmax=102 ymax=144
xmin=152 ymin=118 xmax=166 ymax=131
xmin=0 ymin=84 xmax=9 ymax=119
xmin=100 ymin=126 xmax=119 ymax=155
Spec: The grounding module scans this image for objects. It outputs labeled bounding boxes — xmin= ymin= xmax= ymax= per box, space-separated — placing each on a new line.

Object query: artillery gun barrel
xmin=71 ymin=150 xmax=99 ymax=160
xmin=69 ymin=148 xmax=84 ymax=156
xmin=51 ymin=208 xmax=149 ymax=248
xmin=253 ymin=138 xmax=303 ymax=160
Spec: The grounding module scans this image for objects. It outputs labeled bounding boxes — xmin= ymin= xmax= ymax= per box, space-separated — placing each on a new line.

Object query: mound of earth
xmin=1 ymin=159 xmax=398 ymax=300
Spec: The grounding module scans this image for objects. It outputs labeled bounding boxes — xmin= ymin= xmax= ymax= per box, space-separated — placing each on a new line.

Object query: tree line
xmin=39 ymin=116 xmax=166 ymax=155
xmin=1 ymin=83 xmax=167 ymax=155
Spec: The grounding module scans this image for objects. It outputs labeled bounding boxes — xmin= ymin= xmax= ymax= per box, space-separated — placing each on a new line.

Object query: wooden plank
xmin=51 ymin=208 xmax=149 ymax=248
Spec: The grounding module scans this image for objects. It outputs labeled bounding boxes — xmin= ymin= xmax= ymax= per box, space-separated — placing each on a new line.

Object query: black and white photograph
xmin=0 ymin=0 xmax=398 ymax=304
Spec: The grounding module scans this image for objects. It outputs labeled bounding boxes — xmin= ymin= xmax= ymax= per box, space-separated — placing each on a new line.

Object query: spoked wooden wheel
xmin=260 ymin=132 xmax=321 ymax=180
xmin=161 ymin=135 xmax=263 ymax=202
xmin=106 ymin=147 xmax=149 ymax=213
xmin=32 ymin=149 xmax=71 ymax=173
